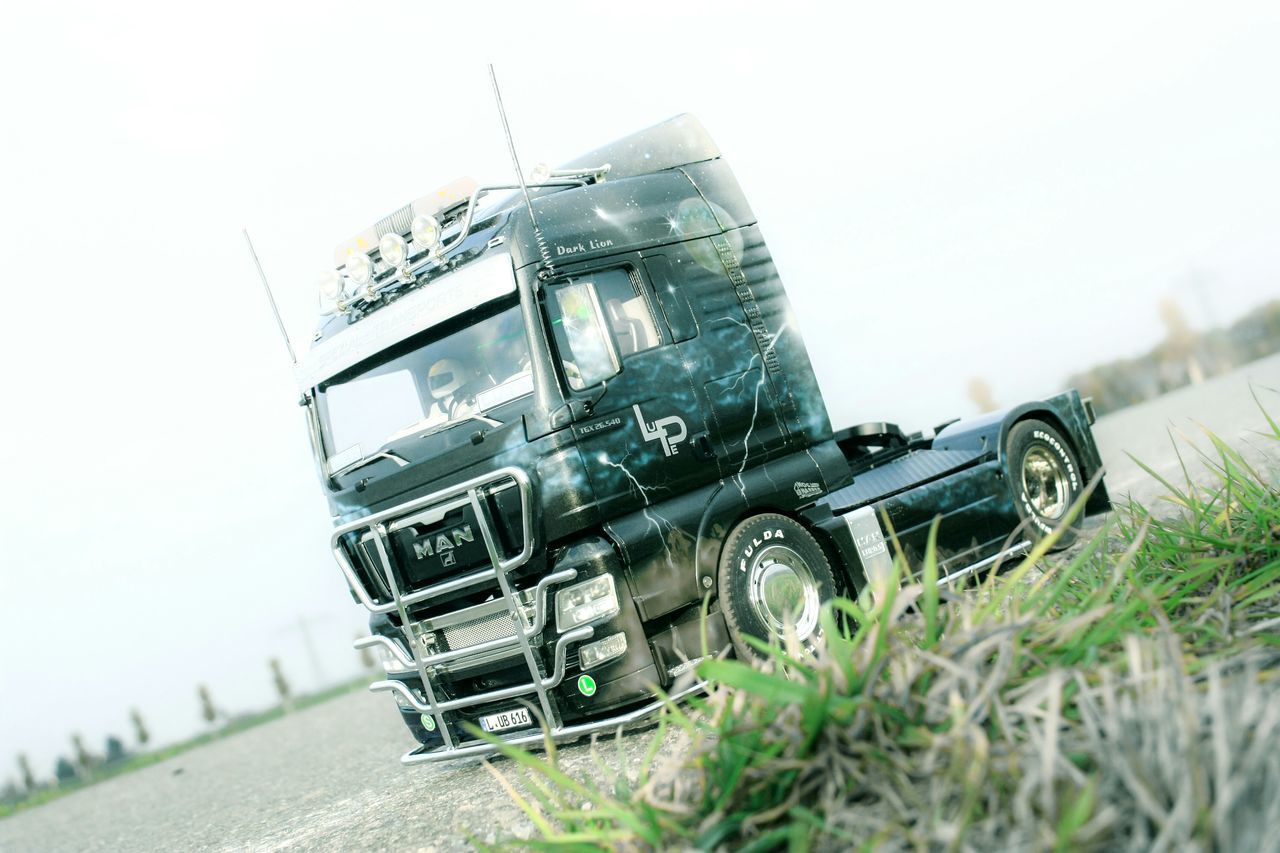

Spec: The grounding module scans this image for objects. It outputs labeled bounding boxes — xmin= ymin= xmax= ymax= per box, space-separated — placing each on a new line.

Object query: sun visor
xmin=295 ymin=252 xmax=515 ymax=389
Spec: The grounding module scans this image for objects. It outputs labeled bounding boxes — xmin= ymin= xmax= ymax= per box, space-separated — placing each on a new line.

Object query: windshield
xmin=317 ymin=303 xmax=532 ymax=474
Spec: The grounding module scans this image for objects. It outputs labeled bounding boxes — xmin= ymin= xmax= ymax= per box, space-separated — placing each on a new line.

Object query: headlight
xmin=411 ymin=214 xmax=440 ymax=249
xmin=379 ymin=232 xmax=408 ymax=268
xmin=555 ymin=574 xmax=619 ymax=632
xmin=318 ymin=270 xmax=344 ymax=302
xmin=578 ymin=631 xmax=627 ymax=670
xmin=530 ymin=163 xmax=551 ymax=184
xmin=345 ymin=251 xmax=373 ymax=286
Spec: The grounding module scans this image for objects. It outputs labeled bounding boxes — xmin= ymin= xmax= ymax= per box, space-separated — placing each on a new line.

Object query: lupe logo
xmin=633 ymin=404 xmax=688 ymax=457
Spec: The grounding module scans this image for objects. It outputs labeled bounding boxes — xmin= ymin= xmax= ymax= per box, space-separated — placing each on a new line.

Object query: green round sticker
xmin=577 ymin=674 xmax=597 ymax=697
xmin=419 ymin=714 xmax=437 ymax=732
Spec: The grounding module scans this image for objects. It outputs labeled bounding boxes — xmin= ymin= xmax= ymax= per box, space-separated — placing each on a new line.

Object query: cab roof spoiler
xmin=554 ymin=113 xmax=719 ymax=181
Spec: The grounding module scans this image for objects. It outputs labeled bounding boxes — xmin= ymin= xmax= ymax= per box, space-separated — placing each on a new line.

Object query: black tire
xmin=717 ymin=513 xmax=837 ymax=660
xmin=1005 ymin=419 xmax=1084 ymax=551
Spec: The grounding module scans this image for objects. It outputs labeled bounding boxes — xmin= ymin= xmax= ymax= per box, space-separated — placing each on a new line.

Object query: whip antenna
xmin=243 ymin=229 xmax=297 ymax=365
xmin=488 ymin=64 xmax=540 ymax=233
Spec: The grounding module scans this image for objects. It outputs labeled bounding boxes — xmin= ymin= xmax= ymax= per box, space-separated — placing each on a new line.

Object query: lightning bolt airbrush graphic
xmin=712 ymin=318 xmax=790 ymax=501
xmin=596 ymin=450 xmax=660 ymax=503
xmin=596 ymin=451 xmax=680 ymax=572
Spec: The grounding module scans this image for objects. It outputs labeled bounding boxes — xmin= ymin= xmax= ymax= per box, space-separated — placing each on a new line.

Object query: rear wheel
xmin=717 ymin=513 xmax=837 ymax=660
xmin=1006 ymin=419 xmax=1083 ymax=551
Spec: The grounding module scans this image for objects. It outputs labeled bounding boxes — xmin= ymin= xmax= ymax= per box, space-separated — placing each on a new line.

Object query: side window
xmin=596 ymin=268 xmax=660 ymax=358
xmin=548 ymin=280 xmax=620 ymax=390
xmin=546 ymin=268 xmax=661 ymax=390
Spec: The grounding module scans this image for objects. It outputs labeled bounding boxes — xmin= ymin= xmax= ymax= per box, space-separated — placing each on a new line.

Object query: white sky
xmin=3 ymin=1 xmax=1279 ymax=779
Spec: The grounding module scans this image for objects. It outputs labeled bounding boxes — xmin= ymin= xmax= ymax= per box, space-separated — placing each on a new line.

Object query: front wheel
xmin=1006 ymin=419 xmax=1084 ymax=551
xmin=717 ymin=513 xmax=837 ymax=660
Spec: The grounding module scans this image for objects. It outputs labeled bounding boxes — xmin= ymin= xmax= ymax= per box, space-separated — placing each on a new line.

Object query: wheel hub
xmin=747 ymin=545 xmax=821 ymax=642
xmin=1021 ymin=447 xmax=1069 ymax=519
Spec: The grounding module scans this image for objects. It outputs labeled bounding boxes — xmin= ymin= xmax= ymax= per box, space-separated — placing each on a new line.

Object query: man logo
xmin=412 ymin=525 xmax=475 ymax=562
xmin=633 ymin=404 xmax=688 ymax=457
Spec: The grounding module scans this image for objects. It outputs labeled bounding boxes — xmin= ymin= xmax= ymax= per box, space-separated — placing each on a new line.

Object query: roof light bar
xmin=379 ymin=232 xmax=408 ymax=268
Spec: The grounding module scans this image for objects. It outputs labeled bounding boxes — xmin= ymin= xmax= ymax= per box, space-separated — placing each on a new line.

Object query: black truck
xmin=291 ymin=115 xmax=1109 ymax=764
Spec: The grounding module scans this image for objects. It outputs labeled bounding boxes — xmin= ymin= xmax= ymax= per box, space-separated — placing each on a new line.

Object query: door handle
xmin=693 ymin=432 xmax=717 ymax=461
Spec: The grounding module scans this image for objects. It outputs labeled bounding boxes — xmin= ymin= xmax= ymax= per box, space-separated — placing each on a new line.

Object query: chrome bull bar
xmin=353 ymin=567 xmax=581 ymax=675
xmin=368 ymin=623 xmax=593 ymax=715
xmin=338 ymin=467 xmax=593 ymax=753
xmin=330 ymin=467 xmax=536 ymax=615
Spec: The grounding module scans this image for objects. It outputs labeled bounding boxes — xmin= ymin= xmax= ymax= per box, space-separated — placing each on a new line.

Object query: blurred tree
xmin=270 ymin=658 xmax=292 ymax=709
xmin=966 ymin=377 xmax=999 ymax=413
xmin=1159 ymin=296 xmax=1204 ymax=385
xmin=197 ymin=684 xmax=218 ymax=726
xmin=1 ymin=780 xmax=19 ymax=805
xmin=130 ymin=708 xmax=150 ymax=748
xmin=16 ymin=753 xmax=35 ymax=793
xmin=71 ymin=733 xmax=96 ymax=774
xmin=104 ymin=736 xmax=128 ymax=765
xmin=54 ymin=757 xmax=77 ymax=786
xmin=1066 ymin=298 xmax=1280 ymax=416
xmin=356 ymin=634 xmax=376 ymax=669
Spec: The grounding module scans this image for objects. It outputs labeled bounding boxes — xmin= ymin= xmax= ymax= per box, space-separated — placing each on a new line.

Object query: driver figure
xmin=427 ymin=358 xmax=479 ymax=421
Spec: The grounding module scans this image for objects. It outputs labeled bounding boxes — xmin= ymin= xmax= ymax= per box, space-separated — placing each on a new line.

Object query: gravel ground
xmin=3 ymin=353 xmax=1277 ymax=852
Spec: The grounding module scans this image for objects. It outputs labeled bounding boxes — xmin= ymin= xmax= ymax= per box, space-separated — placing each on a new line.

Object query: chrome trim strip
xmin=938 ymin=540 xmax=1032 ymax=586
xmin=398 ymin=681 xmax=707 ymax=765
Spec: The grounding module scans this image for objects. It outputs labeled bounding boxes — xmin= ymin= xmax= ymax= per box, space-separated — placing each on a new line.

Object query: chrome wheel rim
xmin=746 ymin=545 xmax=822 ymax=642
xmin=1021 ymin=446 xmax=1069 ymax=520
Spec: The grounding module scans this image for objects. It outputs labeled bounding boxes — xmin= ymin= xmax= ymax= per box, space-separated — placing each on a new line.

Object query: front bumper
xmin=398 ymin=681 xmax=705 ymax=764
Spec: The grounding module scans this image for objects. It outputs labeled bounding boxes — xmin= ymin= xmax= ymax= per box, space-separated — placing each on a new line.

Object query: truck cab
xmin=293 ymin=115 xmax=1109 ymax=763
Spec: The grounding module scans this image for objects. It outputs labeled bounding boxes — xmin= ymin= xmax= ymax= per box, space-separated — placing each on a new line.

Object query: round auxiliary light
xmin=345 ymin=251 xmax=373 ymax=286
xmin=318 ymin=270 xmax=344 ymax=303
xmin=530 ymin=162 xmax=551 ymax=184
xmin=411 ymin=214 xmax=440 ymax=249
xmin=379 ymin=232 xmax=408 ymax=268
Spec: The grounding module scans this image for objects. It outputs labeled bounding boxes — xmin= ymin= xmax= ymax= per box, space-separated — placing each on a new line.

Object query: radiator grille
xmin=443 ymin=607 xmax=532 ymax=649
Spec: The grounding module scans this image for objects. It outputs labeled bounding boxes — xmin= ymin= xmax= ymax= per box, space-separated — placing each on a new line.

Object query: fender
xmin=934 ymin=390 xmax=1110 ymax=513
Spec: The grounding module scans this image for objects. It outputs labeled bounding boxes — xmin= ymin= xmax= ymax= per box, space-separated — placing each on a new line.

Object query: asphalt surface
xmin=3 ymin=353 xmax=1278 ymax=852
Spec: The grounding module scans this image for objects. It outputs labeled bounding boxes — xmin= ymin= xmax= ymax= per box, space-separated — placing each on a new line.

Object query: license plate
xmin=479 ymin=706 xmax=532 ymax=732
